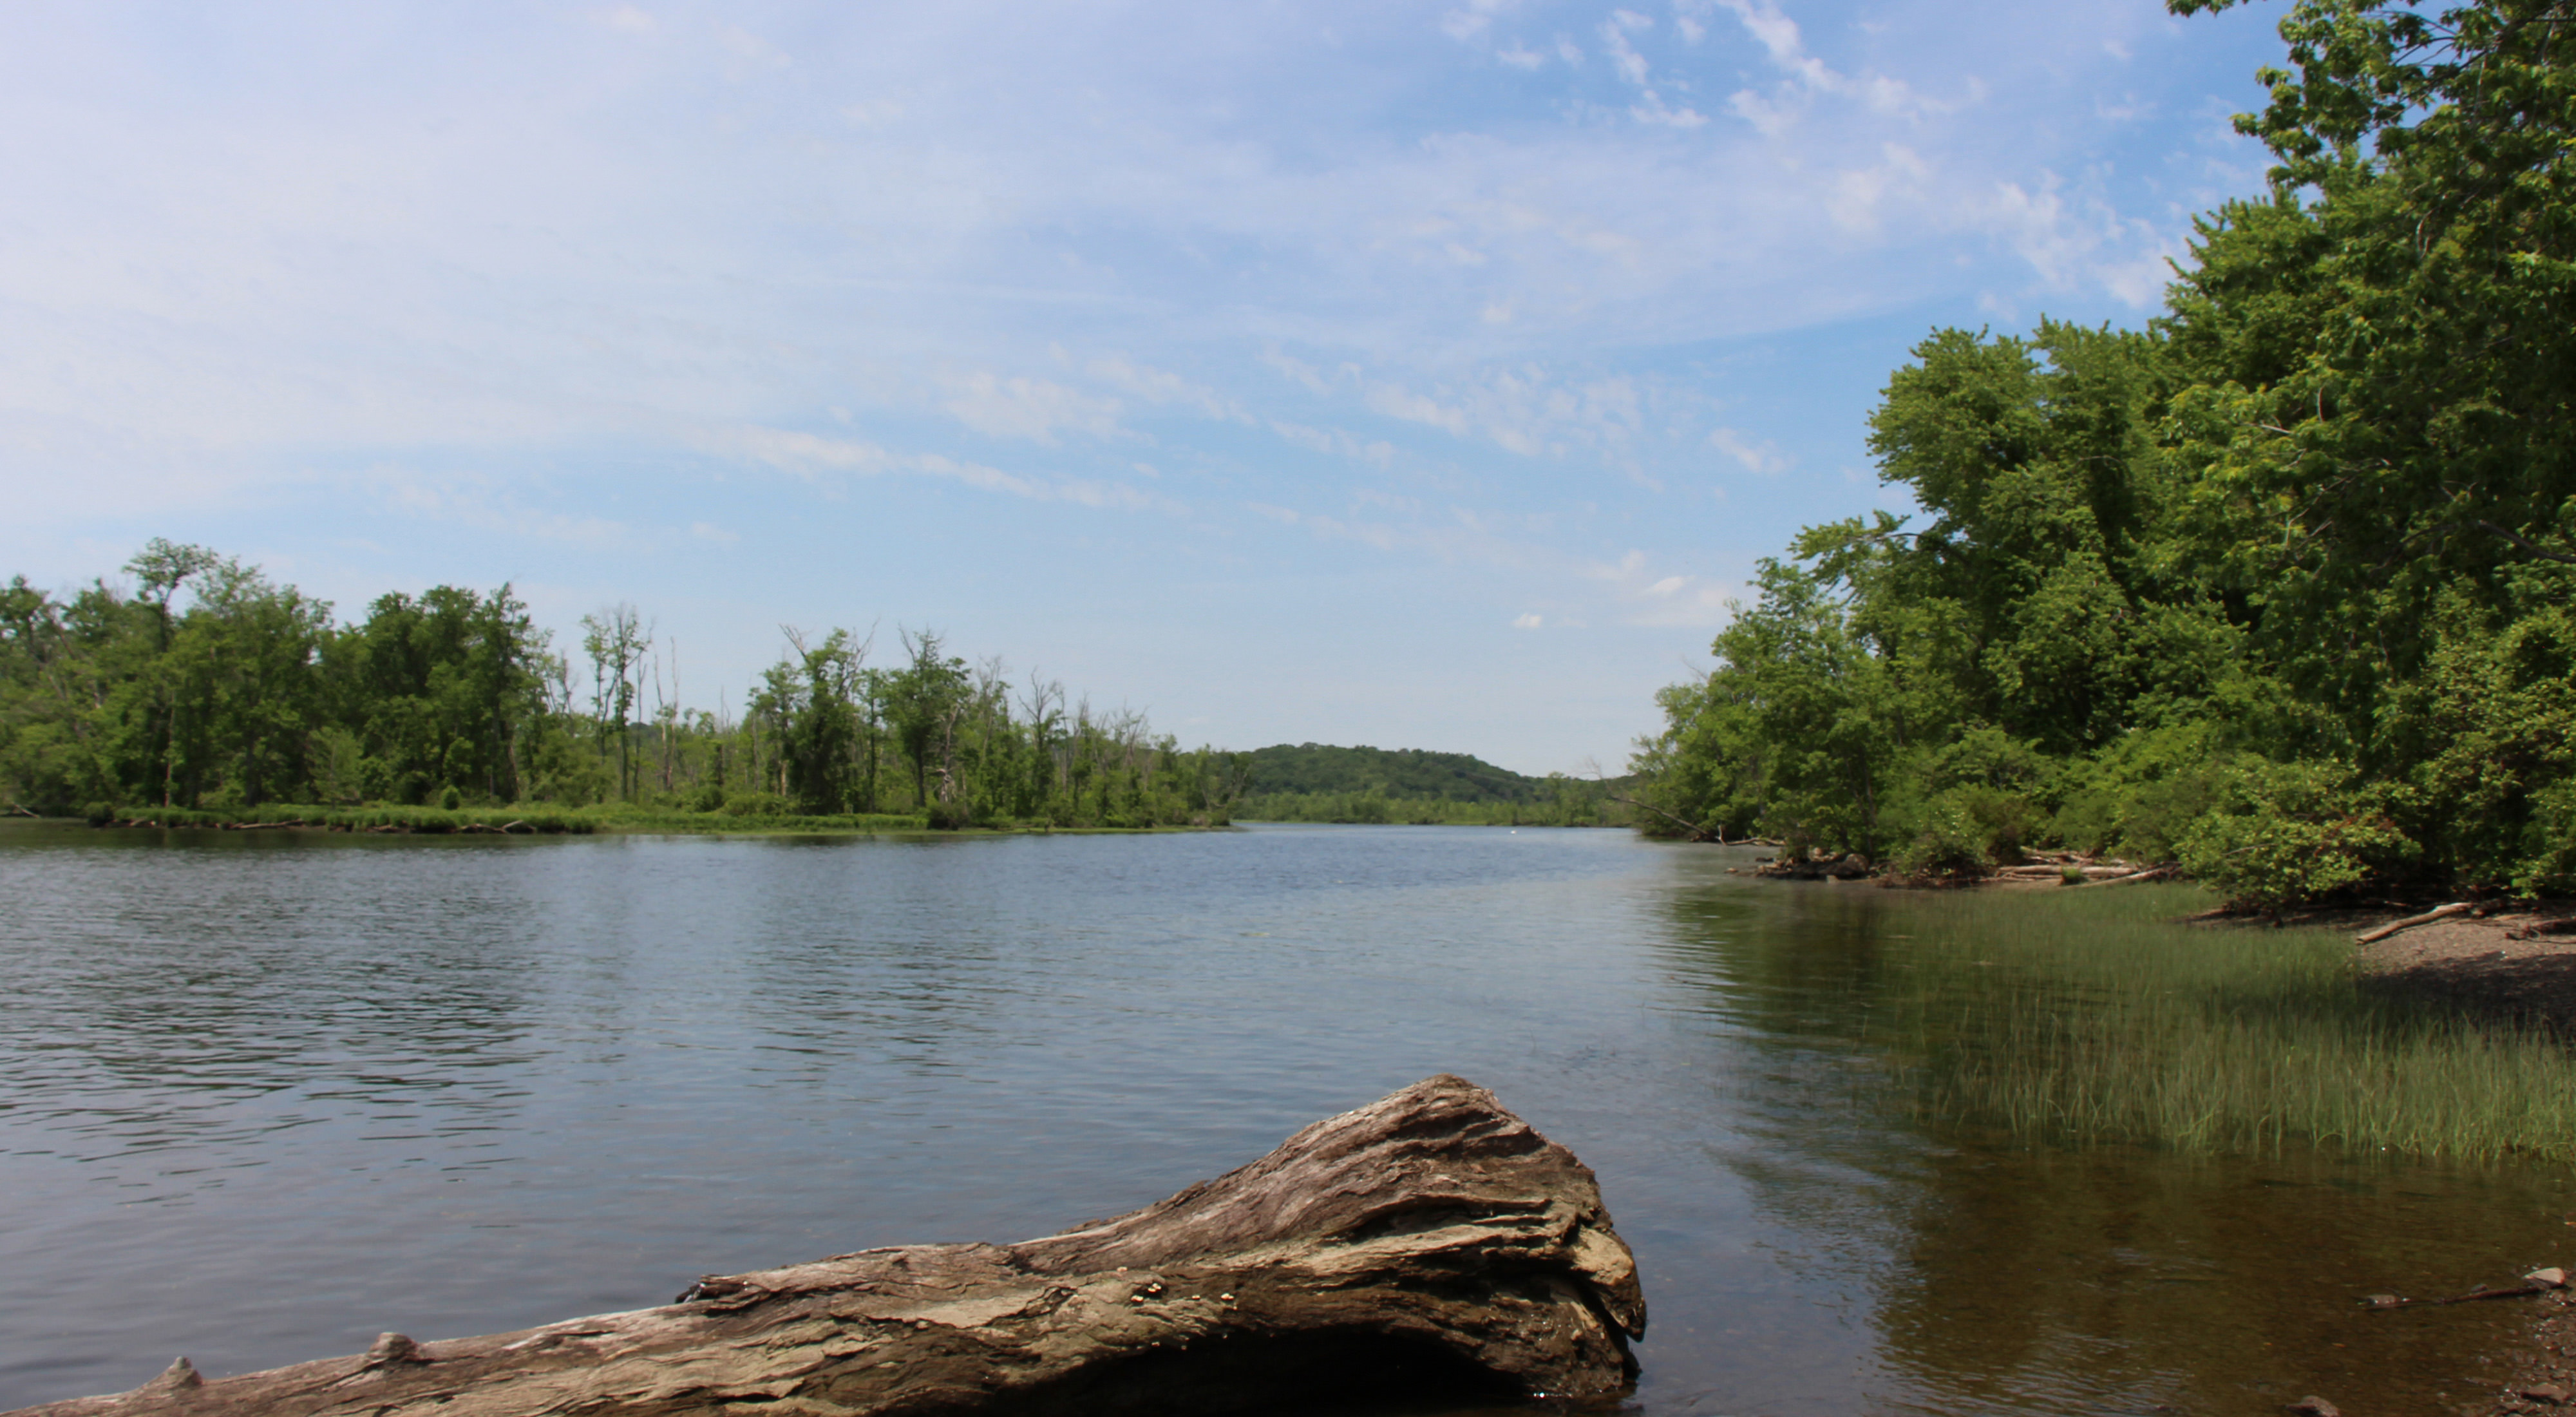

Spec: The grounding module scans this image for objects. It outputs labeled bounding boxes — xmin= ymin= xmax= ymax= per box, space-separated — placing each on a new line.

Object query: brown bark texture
xmin=14 ymin=1074 xmax=1645 ymax=1417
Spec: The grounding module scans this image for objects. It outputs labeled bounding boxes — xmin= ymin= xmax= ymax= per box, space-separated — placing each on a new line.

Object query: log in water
xmin=8 ymin=1075 xmax=1643 ymax=1417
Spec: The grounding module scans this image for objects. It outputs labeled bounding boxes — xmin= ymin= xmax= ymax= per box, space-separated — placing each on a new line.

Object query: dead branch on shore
xmin=2356 ymin=902 xmax=2474 ymax=945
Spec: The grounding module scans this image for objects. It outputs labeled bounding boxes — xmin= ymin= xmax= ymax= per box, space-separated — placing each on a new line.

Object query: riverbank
xmin=39 ymin=805 xmax=1239 ymax=837
xmin=2347 ymin=902 xmax=2576 ymax=1036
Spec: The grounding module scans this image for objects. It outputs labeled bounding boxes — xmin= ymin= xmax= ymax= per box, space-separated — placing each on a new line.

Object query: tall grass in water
xmin=1881 ymin=884 xmax=2576 ymax=1162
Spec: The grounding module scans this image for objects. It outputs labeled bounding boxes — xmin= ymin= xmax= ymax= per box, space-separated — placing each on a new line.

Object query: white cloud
xmin=1441 ymin=0 xmax=1515 ymax=41
xmin=1604 ymin=12 xmax=1654 ymax=86
xmin=374 ymin=470 xmax=635 ymax=548
xmin=1269 ymin=419 xmax=1397 ymax=468
xmin=1976 ymin=175 xmax=2174 ymax=303
xmin=708 ymin=424 xmax=1172 ymax=511
xmin=1586 ymin=549 xmax=1737 ymax=626
xmin=1513 ymin=612 xmax=1543 ymax=629
xmin=1365 ymin=383 xmax=1474 ymax=439
xmin=938 ymin=372 xmax=1128 ymax=445
xmin=1828 ymin=143 xmax=1932 ymax=233
xmin=1714 ymin=0 xmax=1951 ymax=134
xmin=1082 ymin=353 xmax=1244 ymax=422
xmin=716 ymin=24 xmax=790 ymax=70
xmin=1709 ymin=426 xmax=1790 ymax=475
xmin=1632 ymin=93 xmax=1710 ymax=128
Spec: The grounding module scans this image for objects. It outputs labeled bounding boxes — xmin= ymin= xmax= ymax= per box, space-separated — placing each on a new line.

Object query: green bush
xmin=2176 ymin=761 xmax=2418 ymax=913
xmin=1896 ymin=798 xmax=1990 ymax=879
xmin=1896 ymin=785 xmax=2043 ymax=878
xmin=2515 ymin=778 xmax=2576 ymax=898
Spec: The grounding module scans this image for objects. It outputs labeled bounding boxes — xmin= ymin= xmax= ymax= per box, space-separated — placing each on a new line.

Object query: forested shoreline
xmin=1231 ymin=743 xmax=1633 ymax=826
xmin=0 ymin=542 xmax=1247 ymax=832
xmin=0 ymin=546 xmax=1647 ymax=835
xmin=1633 ymin=0 xmax=2575 ymax=910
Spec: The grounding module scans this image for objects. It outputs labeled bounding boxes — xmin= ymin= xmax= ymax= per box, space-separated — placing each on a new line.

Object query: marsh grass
xmin=1879 ymin=884 xmax=2576 ymax=1161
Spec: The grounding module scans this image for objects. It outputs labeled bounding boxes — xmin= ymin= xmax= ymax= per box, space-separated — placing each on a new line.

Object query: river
xmin=1 ymin=822 xmax=2566 ymax=1413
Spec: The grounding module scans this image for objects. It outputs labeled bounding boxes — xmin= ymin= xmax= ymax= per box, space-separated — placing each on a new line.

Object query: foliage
xmin=2174 ymin=760 xmax=2419 ymax=912
xmin=1633 ymin=0 xmax=2576 ymax=904
xmin=0 ymin=546 xmax=1242 ymax=832
xmin=1242 ymin=743 xmax=1552 ymax=803
xmin=1235 ymin=778 xmax=1630 ymax=828
xmin=1227 ymin=743 xmax=1631 ymax=826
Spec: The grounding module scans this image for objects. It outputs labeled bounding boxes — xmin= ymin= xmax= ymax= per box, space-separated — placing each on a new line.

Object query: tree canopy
xmin=1633 ymin=0 xmax=2576 ymax=908
xmin=0 ymin=547 xmax=1243 ymax=830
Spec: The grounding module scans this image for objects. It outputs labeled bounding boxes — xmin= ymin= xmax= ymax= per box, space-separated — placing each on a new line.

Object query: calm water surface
xmin=1 ymin=823 xmax=2566 ymax=1414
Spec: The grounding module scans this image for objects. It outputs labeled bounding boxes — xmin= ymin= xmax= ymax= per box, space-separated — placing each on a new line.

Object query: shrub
xmin=1895 ymin=794 xmax=1991 ymax=879
xmin=2176 ymin=761 xmax=2418 ymax=913
xmin=1897 ymin=786 xmax=2043 ymax=878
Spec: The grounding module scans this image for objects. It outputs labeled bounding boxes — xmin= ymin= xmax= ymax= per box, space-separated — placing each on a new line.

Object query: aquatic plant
xmin=1872 ymin=886 xmax=2576 ymax=1162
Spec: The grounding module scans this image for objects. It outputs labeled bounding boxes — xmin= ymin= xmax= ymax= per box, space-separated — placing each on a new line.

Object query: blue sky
xmin=0 ymin=0 xmax=2288 ymax=773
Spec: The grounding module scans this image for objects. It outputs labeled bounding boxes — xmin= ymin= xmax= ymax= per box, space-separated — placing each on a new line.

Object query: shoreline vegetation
xmin=0 ymin=546 xmax=1254 ymax=833
xmin=1868 ymin=886 xmax=2576 ymax=1169
xmin=1 ymin=555 xmax=1634 ymax=836
xmin=1625 ymin=0 xmax=2576 ymax=918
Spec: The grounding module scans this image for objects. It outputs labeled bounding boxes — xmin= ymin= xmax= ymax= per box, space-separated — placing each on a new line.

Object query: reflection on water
xmin=0 ymin=823 xmax=2566 ymax=1414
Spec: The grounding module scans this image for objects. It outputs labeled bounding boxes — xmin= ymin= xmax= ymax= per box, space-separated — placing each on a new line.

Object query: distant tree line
xmin=1632 ymin=0 xmax=2576 ymax=909
xmin=0 ymin=542 xmax=1245 ymax=829
xmin=1230 ymin=743 xmax=1629 ymax=826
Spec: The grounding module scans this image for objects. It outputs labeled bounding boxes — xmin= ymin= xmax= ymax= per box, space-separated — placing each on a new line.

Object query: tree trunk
xmin=15 ymin=1075 xmax=1644 ymax=1417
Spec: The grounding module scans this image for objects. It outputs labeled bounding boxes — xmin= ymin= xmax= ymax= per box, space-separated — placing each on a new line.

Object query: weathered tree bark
xmin=15 ymin=1075 xmax=1643 ymax=1417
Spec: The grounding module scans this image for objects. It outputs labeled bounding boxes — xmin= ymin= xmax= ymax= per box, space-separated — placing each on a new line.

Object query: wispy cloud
xmin=938 ymin=372 xmax=1129 ymax=445
xmin=1709 ymin=426 xmax=1789 ymax=475
xmin=373 ymin=470 xmax=636 ymax=548
xmin=710 ymin=424 xmax=1174 ymax=511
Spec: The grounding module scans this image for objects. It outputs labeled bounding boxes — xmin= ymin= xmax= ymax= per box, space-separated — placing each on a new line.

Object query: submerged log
xmin=15 ymin=1075 xmax=1644 ymax=1417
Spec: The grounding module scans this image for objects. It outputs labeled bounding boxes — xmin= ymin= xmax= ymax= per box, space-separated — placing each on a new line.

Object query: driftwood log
xmin=2356 ymin=900 xmax=2474 ymax=944
xmin=15 ymin=1075 xmax=1644 ymax=1417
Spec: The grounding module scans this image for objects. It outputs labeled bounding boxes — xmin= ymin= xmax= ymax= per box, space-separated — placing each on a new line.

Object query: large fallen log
xmin=15 ymin=1074 xmax=1644 ymax=1417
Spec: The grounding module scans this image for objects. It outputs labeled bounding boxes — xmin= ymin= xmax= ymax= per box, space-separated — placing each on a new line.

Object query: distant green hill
xmin=1241 ymin=743 xmax=1547 ymax=803
xmin=1229 ymin=743 xmax=1632 ymax=827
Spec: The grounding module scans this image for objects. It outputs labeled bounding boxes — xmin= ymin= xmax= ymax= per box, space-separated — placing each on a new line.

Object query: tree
xmin=1634 ymin=0 xmax=2576 ymax=898
xmin=758 ymin=627 xmax=868 ymax=815
xmin=580 ymin=604 xmax=649 ymax=802
xmin=886 ymin=629 xmax=969 ymax=812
